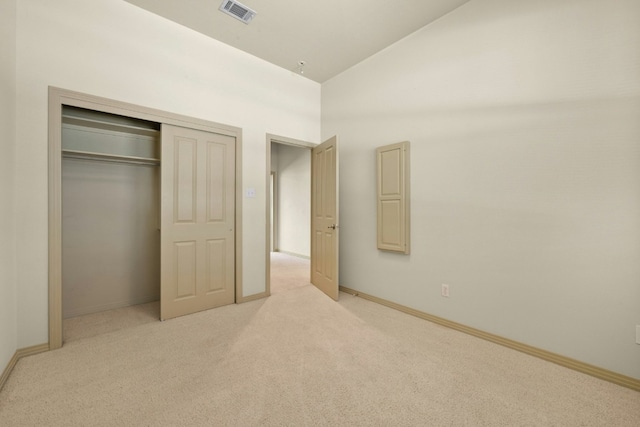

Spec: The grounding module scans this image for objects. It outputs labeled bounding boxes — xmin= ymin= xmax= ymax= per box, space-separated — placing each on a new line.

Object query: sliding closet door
xmin=161 ymin=125 xmax=236 ymax=320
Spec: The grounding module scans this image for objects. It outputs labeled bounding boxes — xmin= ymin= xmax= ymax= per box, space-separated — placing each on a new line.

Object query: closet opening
xmin=61 ymin=106 xmax=161 ymax=336
xmin=49 ymin=87 xmax=244 ymax=350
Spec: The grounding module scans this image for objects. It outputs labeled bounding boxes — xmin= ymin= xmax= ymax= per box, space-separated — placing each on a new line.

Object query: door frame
xmin=48 ymin=87 xmax=244 ymax=349
xmin=265 ymin=134 xmax=315 ymax=295
xmin=270 ymin=171 xmax=278 ymax=252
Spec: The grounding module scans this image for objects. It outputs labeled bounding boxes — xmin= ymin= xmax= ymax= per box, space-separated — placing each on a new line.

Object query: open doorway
xmin=266 ymin=135 xmax=315 ymax=295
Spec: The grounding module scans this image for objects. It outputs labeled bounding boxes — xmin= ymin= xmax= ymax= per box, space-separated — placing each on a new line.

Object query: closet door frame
xmin=48 ymin=87 xmax=244 ymax=350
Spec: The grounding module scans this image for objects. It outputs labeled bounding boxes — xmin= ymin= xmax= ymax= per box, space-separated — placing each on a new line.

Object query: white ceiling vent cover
xmin=219 ymin=0 xmax=256 ymax=24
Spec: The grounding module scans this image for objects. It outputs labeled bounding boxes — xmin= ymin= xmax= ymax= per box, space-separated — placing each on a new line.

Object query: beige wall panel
xmin=380 ymin=200 xmax=402 ymax=246
xmin=381 ymin=150 xmax=401 ymax=195
xmin=376 ymin=142 xmax=410 ymax=254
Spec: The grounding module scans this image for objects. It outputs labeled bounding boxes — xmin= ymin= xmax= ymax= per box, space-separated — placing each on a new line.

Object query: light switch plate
xmin=441 ymin=284 xmax=449 ymax=298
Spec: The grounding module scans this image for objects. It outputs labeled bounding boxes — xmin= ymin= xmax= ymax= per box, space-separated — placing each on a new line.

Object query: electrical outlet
xmin=441 ymin=284 xmax=449 ymax=298
xmin=636 ymin=325 xmax=640 ymax=345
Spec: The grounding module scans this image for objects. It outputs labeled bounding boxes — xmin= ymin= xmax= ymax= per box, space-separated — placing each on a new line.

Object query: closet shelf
xmin=62 ymin=115 xmax=160 ymax=137
xmin=62 ymin=149 xmax=160 ymax=166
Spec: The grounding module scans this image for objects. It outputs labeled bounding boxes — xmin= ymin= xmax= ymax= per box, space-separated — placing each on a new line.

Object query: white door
xmin=311 ymin=136 xmax=339 ymax=300
xmin=161 ymin=124 xmax=236 ymax=320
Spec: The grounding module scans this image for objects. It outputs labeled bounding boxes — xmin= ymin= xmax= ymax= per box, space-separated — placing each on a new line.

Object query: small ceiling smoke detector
xmin=295 ymin=60 xmax=307 ymax=74
xmin=219 ymin=0 xmax=256 ymax=24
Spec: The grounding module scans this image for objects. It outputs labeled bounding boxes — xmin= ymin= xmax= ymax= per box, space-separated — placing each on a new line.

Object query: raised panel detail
xmin=314 ymin=230 xmax=324 ymax=274
xmin=175 ymin=137 xmax=196 ymax=223
xmin=206 ymin=239 xmax=226 ymax=293
xmin=324 ymin=147 xmax=336 ymax=220
xmin=381 ymin=150 xmax=401 ymax=195
xmin=175 ymin=241 xmax=197 ymax=299
xmin=207 ymin=142 xmax=226 ymax=223
xmin=314 ymin=151 xmax=324 ymax=218
xmin=380 ymin=200 xmax=402 ymax=246
xmin=323 ymin=232 xmax=334 ymax=280
xmin=376 ymin=141 xmax=410 ymax=254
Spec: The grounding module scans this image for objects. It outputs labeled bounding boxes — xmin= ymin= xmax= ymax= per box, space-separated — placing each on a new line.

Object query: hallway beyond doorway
xmin=270 ymin=252 xmax=310 ymax=294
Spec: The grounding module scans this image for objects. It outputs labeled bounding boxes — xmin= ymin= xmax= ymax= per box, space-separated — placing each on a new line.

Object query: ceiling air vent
xmin=219 ymin=0 xmax=256 ymax=24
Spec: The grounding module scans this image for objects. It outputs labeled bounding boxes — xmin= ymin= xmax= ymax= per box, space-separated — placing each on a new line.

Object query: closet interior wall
xmin=62 ymin=106 xmax=161 ymax=319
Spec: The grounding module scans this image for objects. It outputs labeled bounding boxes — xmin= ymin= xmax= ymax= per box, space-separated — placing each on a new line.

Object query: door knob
xmin=328 ymin=224 xmax=338 ymax=229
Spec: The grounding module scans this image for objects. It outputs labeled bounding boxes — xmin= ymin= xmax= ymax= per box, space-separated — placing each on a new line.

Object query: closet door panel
xmin=161 ymin=125 xmax=236 ymax=320
xmin=174 ymin=241 xmax=197 ymax=299
xmin=207 ymin=142 xmax=227 ymax=223
xmin=175 ymin=137 xmax=197 ymax=223
xmin=206 ymin=239 xmax=226 ymax=293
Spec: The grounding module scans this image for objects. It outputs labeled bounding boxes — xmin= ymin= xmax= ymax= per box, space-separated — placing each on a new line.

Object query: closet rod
xmin=62 ymin=149 xmax=160 ymax=166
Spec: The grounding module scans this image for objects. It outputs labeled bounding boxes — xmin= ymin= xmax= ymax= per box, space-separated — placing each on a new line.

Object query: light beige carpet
xmin=270 ymin=251 xmax=310 ymax=294
xmin=1 ymin=257 xmax=639 ymax=426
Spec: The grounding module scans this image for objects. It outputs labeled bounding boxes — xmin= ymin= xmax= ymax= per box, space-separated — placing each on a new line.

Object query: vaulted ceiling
xmin=124 ymin=0 xmax=471 ymax=82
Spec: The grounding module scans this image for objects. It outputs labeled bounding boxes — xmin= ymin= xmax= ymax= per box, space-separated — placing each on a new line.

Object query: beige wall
xmin=0 ymin=0 xmax=18 ymax=372
xmin=14 ymin=0 xmax=320 ymax=348
xmin=322 ymin=0 xmax=640 ymax=379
